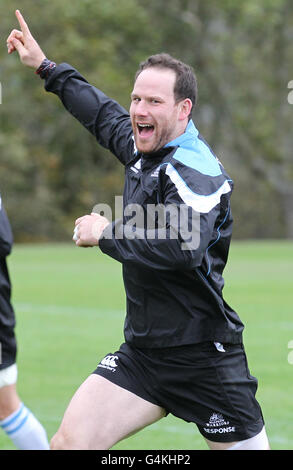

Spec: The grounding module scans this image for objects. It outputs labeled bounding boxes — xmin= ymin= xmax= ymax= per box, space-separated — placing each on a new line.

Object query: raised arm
xmin=7 ymin=10 xmax=135 ymax=165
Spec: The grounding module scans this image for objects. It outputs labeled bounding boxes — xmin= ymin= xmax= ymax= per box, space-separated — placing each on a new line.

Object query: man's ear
xmin=178 ymin=98 xmax=193 ymax=121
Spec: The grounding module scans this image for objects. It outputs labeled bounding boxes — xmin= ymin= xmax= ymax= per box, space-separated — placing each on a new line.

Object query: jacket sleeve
xmin=99 ymin=164 xmax=232 ymax=271
xmin=44 ymin=63 xmax=135 ymax=165
xmin=0 ymin=199 xmax=13 ymax=257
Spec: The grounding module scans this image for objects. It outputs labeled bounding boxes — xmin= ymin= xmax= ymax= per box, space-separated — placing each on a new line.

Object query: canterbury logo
xmin=101 ymin=355 xmax=118 ymax=368
xmin=97 ymin=355 xmax=119 ymax=372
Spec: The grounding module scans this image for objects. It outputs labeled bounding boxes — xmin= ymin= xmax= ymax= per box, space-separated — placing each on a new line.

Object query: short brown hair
xmin=135 ymin=53 xmax=197 ymax=118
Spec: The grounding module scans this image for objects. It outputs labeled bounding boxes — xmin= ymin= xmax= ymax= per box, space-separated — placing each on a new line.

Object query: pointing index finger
xmin=15 ymin=9 xmax=31 ymax=36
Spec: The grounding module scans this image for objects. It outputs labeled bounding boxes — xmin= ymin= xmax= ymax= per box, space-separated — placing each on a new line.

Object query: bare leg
xmin=0 ymin=382 xmax=49 ymax=449
xmin=205 ymin=426 xmax=270 ymax=450
xmin=50 ymin=374 xmax=166 ymax=450
xmin=0 ymin=384 xmax=21 ymax=420
xmin=205 ymin=438 xmax=238 ymax=450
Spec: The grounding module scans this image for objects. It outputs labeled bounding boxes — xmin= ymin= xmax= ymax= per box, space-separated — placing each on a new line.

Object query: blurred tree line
xmin=0 ymin=0 xmax=292 ymax=241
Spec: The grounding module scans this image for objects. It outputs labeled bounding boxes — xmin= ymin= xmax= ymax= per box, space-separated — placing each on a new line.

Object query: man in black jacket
xmin=7 ymin=10 xmax=270 ymax=450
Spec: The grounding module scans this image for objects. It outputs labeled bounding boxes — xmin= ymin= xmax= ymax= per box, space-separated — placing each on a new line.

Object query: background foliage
xmin=0 ymin=0 xmax=292 ymax=241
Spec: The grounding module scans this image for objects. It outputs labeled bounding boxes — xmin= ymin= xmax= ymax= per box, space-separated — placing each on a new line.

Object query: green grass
xmin=0 ymin=240 xmax=292 ymax=450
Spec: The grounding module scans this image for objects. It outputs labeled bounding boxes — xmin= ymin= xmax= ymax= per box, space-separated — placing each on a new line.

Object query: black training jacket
xmin=45 ymin=63 xmax=244 ymax=348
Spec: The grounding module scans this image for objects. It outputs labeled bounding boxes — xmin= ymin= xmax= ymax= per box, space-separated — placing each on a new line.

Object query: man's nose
xmin=135 ymin=100 xmax=148 ymax=117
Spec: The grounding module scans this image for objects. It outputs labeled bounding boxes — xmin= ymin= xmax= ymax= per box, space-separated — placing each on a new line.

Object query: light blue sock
xmin=0 ymin=402 xmax=50 ymax=450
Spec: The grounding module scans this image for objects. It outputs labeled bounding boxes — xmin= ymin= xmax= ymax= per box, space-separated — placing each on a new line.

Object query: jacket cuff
xmin=99 ymin=222 xmax=117 ymax=256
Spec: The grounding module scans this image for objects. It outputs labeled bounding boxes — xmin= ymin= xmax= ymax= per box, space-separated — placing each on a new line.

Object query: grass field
xmin=0 ymin=240 xmax=292 ymax=450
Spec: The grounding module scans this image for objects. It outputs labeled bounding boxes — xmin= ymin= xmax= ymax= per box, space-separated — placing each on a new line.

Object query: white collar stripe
xmin=165 ymin=163 xmax=231 ymax=214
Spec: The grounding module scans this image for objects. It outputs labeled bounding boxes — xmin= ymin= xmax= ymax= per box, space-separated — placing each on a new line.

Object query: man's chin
xmin=135 ymin=139 xmax=160 ymax=155
xmin=137 ymin=146 xmax=155 ymax=155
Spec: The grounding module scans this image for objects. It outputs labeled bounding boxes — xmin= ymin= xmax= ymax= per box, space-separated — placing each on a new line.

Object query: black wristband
xmin=35 ymin=58 xmax=57 ymax=79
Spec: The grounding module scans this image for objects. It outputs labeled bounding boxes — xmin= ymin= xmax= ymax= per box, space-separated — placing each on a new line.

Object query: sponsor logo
xmin=203 ymin=412 xmax=235 ymax=435
xmin=151 ymin=166 xmax=160 ymax=178
xmin=97 ymin=355 xmax=119 ymax=372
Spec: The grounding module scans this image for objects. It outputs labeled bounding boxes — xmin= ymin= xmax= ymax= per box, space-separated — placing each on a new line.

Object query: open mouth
xmin=137 ymin=123 xmax=155 ymax=138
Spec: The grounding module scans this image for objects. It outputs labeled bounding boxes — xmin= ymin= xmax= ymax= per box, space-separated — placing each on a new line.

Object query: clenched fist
xmin=73 ymin=213 xmax=110 ymax=247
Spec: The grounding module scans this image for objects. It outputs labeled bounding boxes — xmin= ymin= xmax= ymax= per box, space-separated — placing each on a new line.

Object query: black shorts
xmin=93 ymin=341 xmax=264 ymax=443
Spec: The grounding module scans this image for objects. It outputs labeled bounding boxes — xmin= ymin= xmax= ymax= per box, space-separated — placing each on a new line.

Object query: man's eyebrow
xmin=130 ymin=93 xmax=164 ymax=101
xmin=148 ymin=95 xmax=164 ymax=101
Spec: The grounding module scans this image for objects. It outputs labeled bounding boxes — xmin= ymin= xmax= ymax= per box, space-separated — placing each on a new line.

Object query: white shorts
xmin=0 ymin=363 xmax=18 ymax=388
